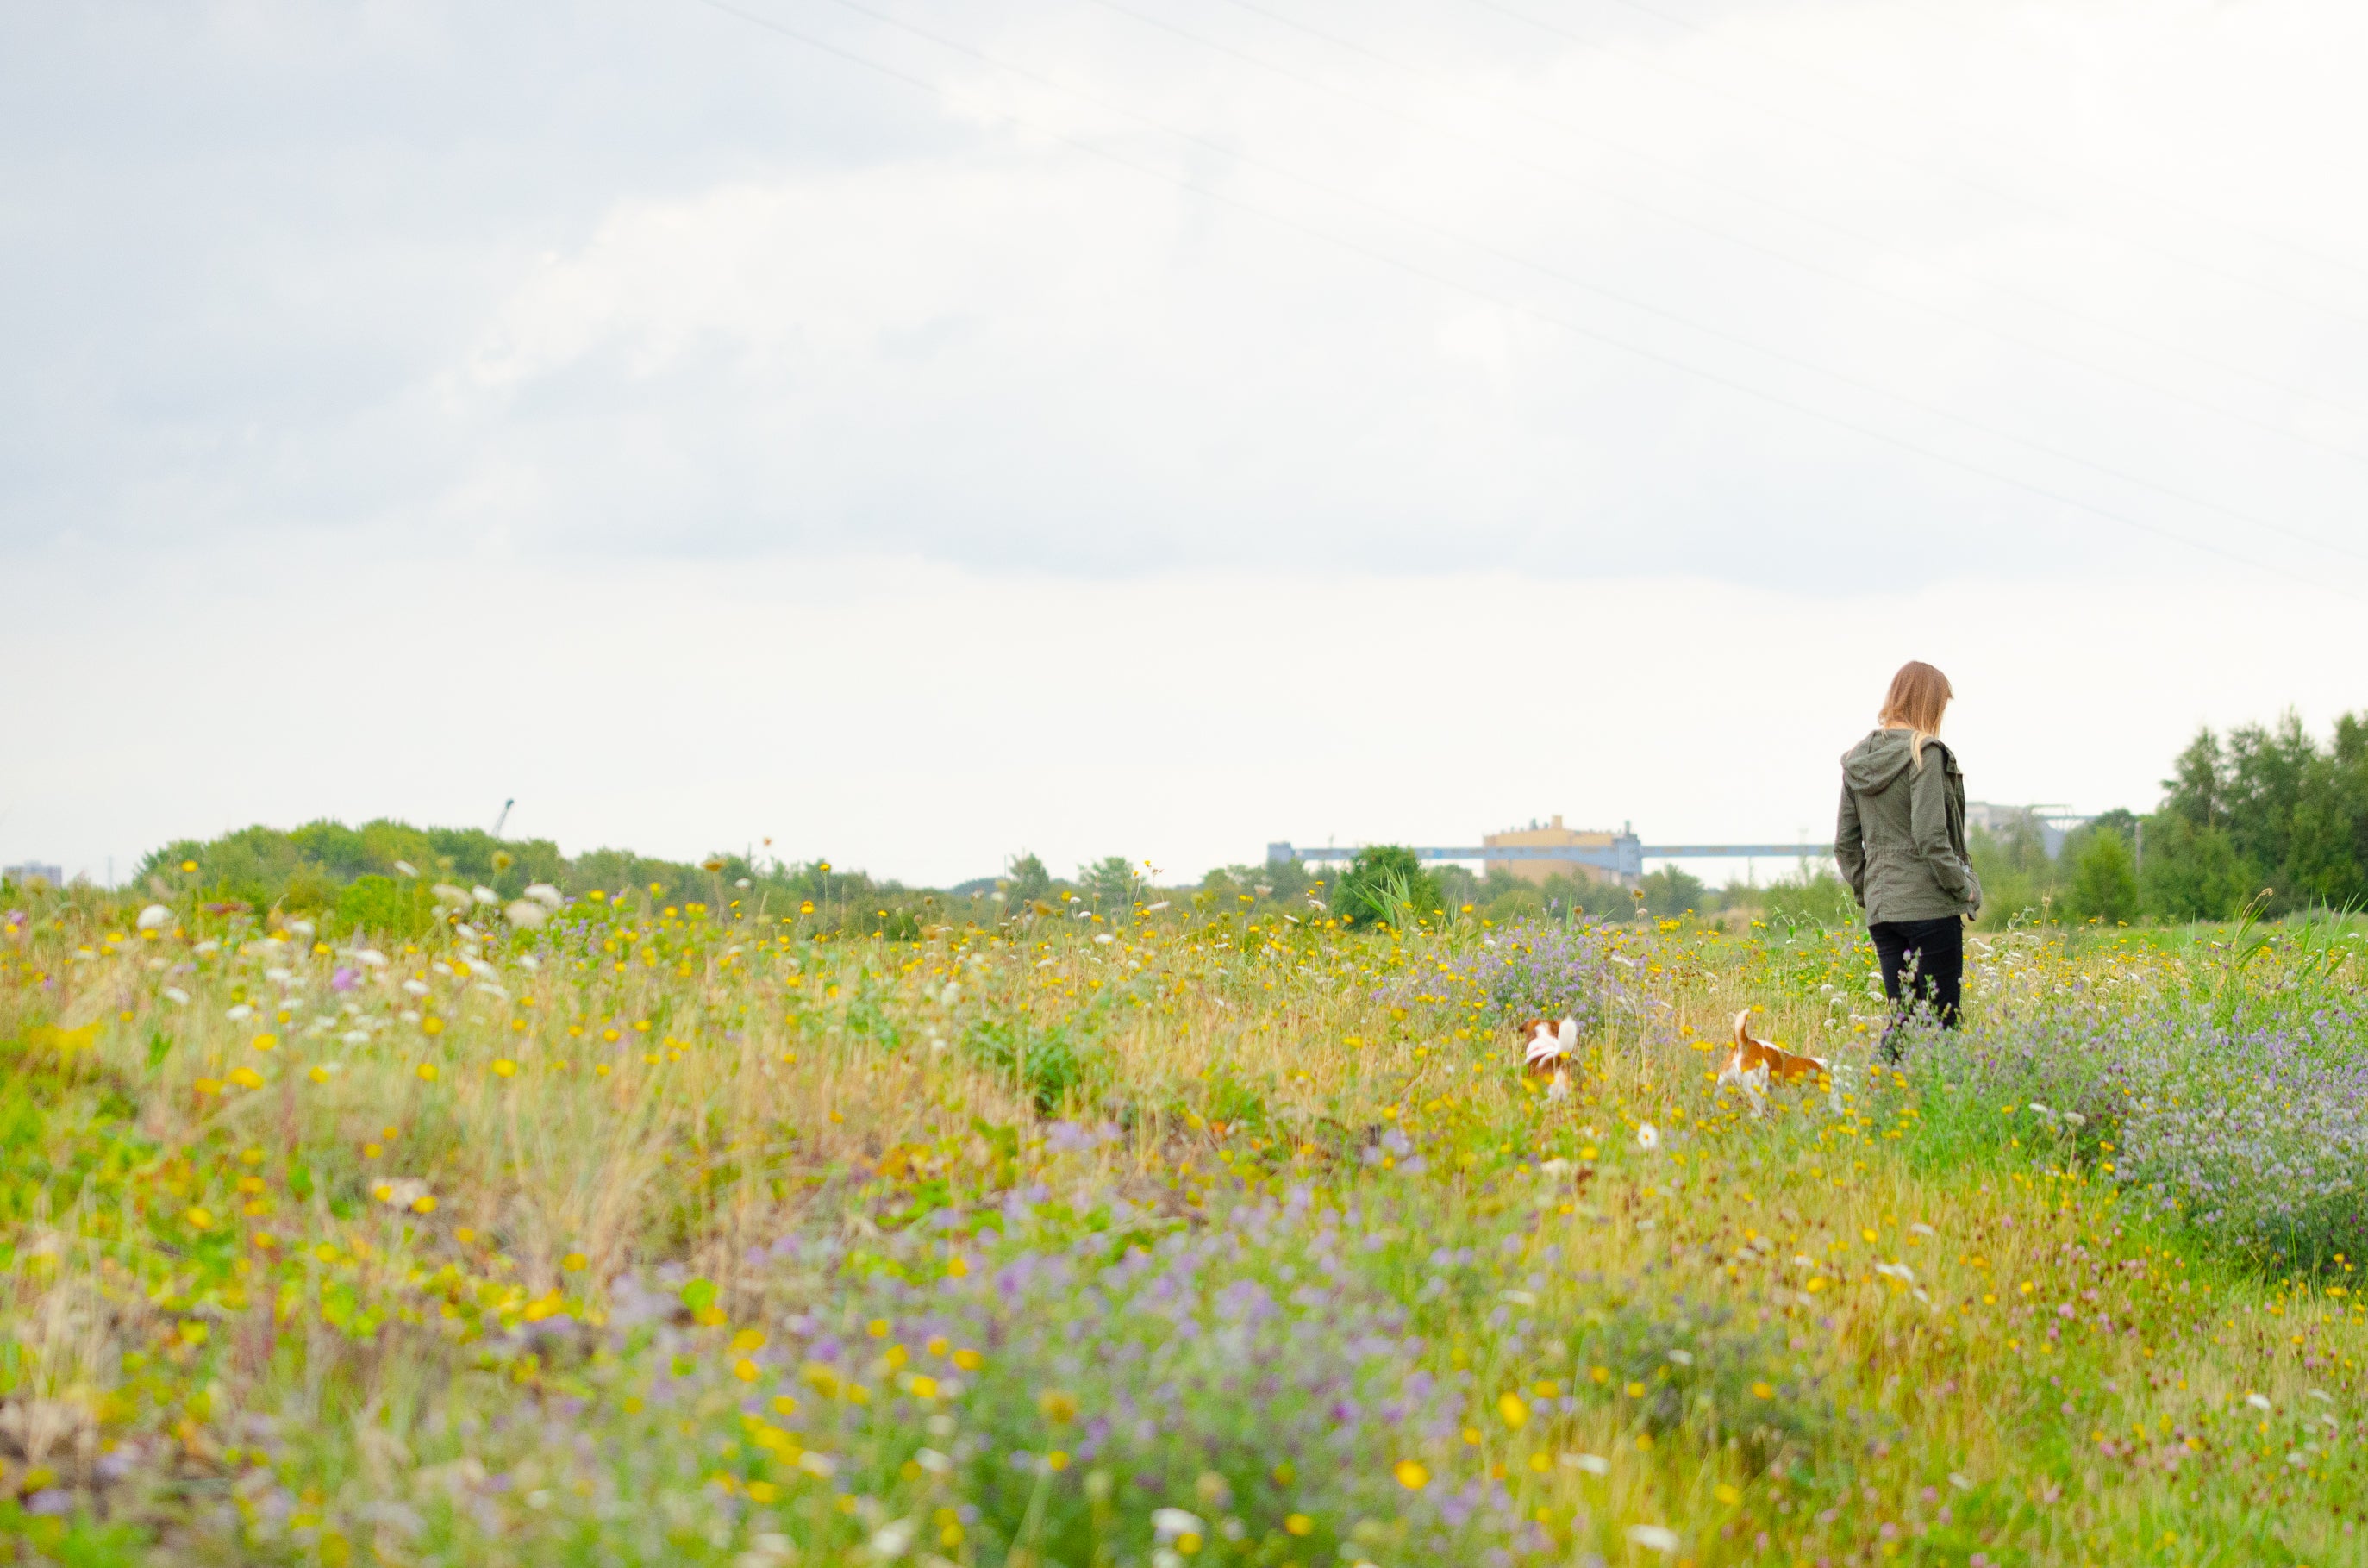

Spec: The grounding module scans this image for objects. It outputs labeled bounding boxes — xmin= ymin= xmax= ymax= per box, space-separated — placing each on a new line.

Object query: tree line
xmin=1974 ymin=710 xmax=2368 ymax=926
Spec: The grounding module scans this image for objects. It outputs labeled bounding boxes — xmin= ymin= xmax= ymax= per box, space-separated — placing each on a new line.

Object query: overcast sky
xmin=8 ymin=0 xmax=2368 ymax=887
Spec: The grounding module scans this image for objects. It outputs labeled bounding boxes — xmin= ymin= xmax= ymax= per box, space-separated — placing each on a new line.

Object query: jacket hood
xmin=1842 ymin=728 xmax=1948 ymax=792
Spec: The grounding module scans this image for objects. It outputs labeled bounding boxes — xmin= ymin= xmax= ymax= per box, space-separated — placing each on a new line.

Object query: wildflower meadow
xmin=6 ymin=871 xmax=2368 ymax=1566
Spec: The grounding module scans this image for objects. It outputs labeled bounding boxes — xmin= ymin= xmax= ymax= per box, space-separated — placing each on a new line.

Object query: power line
xmin=1456 ymin=0 xmax=2368 ymax=335
xmin=1589 ymin=0 xmax=2368 ymax=289
xmin=684 ymin=0 xmax=2334 ymax=591
xmin=1195 ymin=0 xmax=2368 ymax=468
xmin=807 ymin=0 xmax=2368 ymax=565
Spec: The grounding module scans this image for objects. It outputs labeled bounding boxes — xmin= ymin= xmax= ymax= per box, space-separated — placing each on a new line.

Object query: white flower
xmin=523 ymin=884 xmax=564 ymax=910
xmin=342 ymin=1029 xmax=370 ymax=1046
xmin=471 ymin=886 xmax=498 ymax=906
xmin=504 ymin=900 xmax=548 ymax=929
xmin=392 ymin=860 xmax=419 ymax=878
xmin=432 ymin=884 xmax=471 ymax=909
xmin=2248 ymin=1393 xmax=2273 ymax=1412
xmin=1561 ymin=1452 xmax=1609 ymax=1475
xmin=1539 ymin=1158 xmax=1573 ymax=1178
xmin=515 ymin=954 xmax=540 ymax=971
xmin=1635 ymin=1122 xmax=1660 ymax=1151
xmin=1144 ymin=901 xmax=1170 ymax=913
xmin=735 ymin=878 xmax=753 ymax=890
xmin=162 ymin=986 xmax=191 ymax=1005
xmin=940 ymin=982 xmax=960 ymax=1006
xmin=225 ymin=1003 xmax=254 ymax=1021
xmin=403 ymin=979 xmax=431 ymax=996
xmin=1150 ymin=1509 xmax=1204 ymax=1542
xmin=193 ymin=940 xmax=219 ymax=956
xmin=351 ymin=947 xmax=387 ymax=967
xmin=1627 ymin=1523 xmax=1680 ymax=1554
xmin=866 ymin=1518 xmax=915 ymax=1559
xmin=136 ymin=903 xmax=173 ymax=931
xmin=1094 ymin=932 xmax=1115 ymax=945
xmin=284 ymin=920 xmax=316 ymax=939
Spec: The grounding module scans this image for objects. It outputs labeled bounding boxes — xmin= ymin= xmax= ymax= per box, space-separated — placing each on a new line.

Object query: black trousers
xmin=1870 ymin=915 xmax=1963 ymax=1060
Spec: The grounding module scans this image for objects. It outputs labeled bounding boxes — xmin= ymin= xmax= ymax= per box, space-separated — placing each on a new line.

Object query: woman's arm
xmin=1910 ymin=748 xmax=1975 ymax=903
xmin=1834 ymin=784 xmax=1866 ymax=905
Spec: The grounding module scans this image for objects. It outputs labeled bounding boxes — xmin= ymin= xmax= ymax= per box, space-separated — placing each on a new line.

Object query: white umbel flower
xmin=136 ymin=903 xmax=173 ymax=932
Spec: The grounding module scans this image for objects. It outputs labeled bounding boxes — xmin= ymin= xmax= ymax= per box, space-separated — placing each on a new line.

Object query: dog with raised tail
xmin=1715 ymin=1009 xmax=1828 ymax=1116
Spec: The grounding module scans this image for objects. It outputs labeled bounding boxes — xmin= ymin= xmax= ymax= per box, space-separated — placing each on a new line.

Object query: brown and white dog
xmin=1715 ymin=1009 xmax=1828 ymax=1115
xmin=1520 ymin=1016 xmax=1579 ymax=1101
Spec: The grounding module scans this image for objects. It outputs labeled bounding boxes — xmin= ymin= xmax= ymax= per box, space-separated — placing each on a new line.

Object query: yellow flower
xmin=734 ymin=1359 xmax=760 ymax=1383
xmin=410 ymin=1195 xmax=436 ymax=1215
xmin=1497 ymin=1391 xmax=1528 ymax=1429
xmin=251 ymin=1032 xmax=278 ymax=1053
xmin=947 ymin=1254 xmax=969 ymax=1278
xmin=307 ymin=1065 xmax=330 ymax=1084
xmin=1715 ymin=1483 xmax=1741 ymax=1504
xmin=747 ymin=1481 xmax=778 ymax=1504
xmin=1045 ymin=1450 xmax=1069 ymax=1471
xmin=416 ymin=1062 xmax=438 ymax=1081
xmin=1751 ymin=1381 xmax=1774 ymax=1398
xmin=228 ymin=1067 xmax=264 ymax=1090
xmin=1039 ymin=1390 xmax=1078 ymax=1426
xmin=562 ymin=1252 xmax=588 ymax=1272
xmin=422 ymin=1016 xmax=443 ymax=1035
xmin=1285 ymin=1515 xmax=1313 ymax=1536
xmin=493 ymin=1059 xmax=517 ymax=1078
xmin=909 ymin=1375 xmax=939 ymax=1399
xmin=1393 ymin=1459 xmax=1429 ymax=1490
xmin=184 ymin=1206 xmax=215 ymax=1230
xmin=953 ymin=1347 xmax=983 ymax=1371
xmin=926 ymin=1335 xmax=949 ymax=1358
xmin=732 ymin=1327 xmax=767 ymax=1352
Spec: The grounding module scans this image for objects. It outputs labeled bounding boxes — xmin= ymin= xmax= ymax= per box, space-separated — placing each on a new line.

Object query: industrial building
xmin=1481 ymin=815 xmax=1626 ymax=888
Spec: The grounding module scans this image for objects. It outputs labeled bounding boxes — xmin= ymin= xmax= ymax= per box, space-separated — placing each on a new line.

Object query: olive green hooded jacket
xmin=1834 ymin=729 xmax=1981 ymax=924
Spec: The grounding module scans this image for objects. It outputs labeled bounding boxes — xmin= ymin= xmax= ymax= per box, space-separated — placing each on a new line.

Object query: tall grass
xmin=3 ymin=891 xmax=2367 ymax=1565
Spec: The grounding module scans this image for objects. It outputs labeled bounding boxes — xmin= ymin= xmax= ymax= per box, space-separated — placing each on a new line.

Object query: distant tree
xmin=2063 ymin=827 xmax=2138 ymax=925
xmin=1004 ymin=853 xmax=1052 ymax=905
xmin=1332 ymin=846 xmax=1442 ymax=929
xmin=1078 ymin=855 xmax=1143 ymax=913
xmin=1635 ymin=866 xmax=1710 ymax=920
xmin=2139 ymin=815 xmax=2251 ymax=922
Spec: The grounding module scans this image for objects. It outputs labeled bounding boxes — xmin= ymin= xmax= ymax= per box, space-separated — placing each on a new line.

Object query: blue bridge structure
xmin=1266 ymin=834 xmax=1834 ymax=884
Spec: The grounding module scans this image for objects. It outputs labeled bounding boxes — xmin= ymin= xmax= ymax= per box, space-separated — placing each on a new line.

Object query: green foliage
xmin=1634 ymin=865 xmax=1709 ymax=919
xmin=2062 ymin=822 xmax=2139 ymax=925
xmin=962 ymin=1015 xmax=1109 ymax=1112
xmin=1077 ymin=854 xmax=1144 ymax=914
xmin=1755 ymin=866 xmax=1859 ymax=930
xmin=1003 ymin=852 xmax=1053 ymax=904
xmin=1331 ymin=846 xmax=1442 ymax=929
xmin=2146 ymin=710 xmax=2368 ymax=916
xmin=329 ymin=874 xmax=437 ymax=940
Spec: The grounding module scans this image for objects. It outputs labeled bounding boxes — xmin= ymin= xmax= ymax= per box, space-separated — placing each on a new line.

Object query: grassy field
xmin=4 ymin=883 xmax=2367 ymax=1566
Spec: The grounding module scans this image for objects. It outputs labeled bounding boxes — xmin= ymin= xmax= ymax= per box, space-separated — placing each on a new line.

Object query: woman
xmin=1834 ymin=661 xmax=1980 ymax=1059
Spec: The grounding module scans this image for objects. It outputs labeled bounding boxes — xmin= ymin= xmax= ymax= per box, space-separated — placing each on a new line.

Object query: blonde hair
xmin=1878 ymin=661 xmax=1953 ymax=771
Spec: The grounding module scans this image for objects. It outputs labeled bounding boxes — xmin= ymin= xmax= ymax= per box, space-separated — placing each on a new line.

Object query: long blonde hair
xmin=1878 ymin=661 xmax=1953 ymax=772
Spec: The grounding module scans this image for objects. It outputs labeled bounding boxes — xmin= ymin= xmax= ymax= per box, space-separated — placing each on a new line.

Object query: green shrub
xmin=1333 ymin=846 xmax=1442 ymax=929
xmin=963 ymin=1015 xmax=1109 ymax=1112
xmin=331 ymin=874 xmax=437 ymax=940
